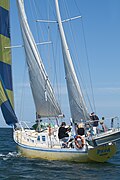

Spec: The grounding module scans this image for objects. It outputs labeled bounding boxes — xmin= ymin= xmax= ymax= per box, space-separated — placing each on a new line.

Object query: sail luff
xmin=16 ymin=0 xmax=62 ymax=118
xmin=55 ymin=0 xmax=89 ymax=122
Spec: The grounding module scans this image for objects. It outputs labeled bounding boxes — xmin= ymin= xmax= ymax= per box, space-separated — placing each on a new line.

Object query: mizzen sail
xmin=16 ymin=0 xmax=62 ymax=118
xmin=55 ymin=0 xmax=89 ymax=122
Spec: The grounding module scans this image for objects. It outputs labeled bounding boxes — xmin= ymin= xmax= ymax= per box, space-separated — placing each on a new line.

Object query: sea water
xmin=0 ymin=128 xmax=120 ymax=180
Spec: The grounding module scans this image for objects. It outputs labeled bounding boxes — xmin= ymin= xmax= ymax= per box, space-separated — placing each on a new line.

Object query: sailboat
xmin=0 ymin=0 xmax=120 ymax=162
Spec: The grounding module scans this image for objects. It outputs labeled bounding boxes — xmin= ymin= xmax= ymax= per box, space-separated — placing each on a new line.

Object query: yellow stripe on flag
xmin=0 ymin=0 xmax=9 ymax=10
xmin=0 ymin=34 xmax=11 ymax=65
xmin=0 ymin=81 xmax=7 ymax=106
xmin=6 ymin=89 xmax=14 ymax=108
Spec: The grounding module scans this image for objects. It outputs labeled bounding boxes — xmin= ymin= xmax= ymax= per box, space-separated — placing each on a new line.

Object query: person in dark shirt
xmin=90 ymin=112 xmax=99 ymax=127
xmin=90 ymin=112 xmax=99 ymax=134
xmin=58 ymin=122 xmax=69 ymax=140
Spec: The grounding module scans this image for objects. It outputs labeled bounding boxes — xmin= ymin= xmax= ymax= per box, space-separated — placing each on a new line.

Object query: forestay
xmin=55 ymin=0 xmax=89 ymax=123
xmin=16 ymin=0 xmax=62 ymax=118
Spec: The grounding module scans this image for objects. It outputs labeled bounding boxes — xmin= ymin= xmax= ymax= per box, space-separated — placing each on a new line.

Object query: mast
xmin=55 ymin=0 xmax=89 ymax=123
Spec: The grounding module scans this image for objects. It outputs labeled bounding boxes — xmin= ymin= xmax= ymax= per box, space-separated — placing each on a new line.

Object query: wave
xmin=0 ymin=151 xmax=21 ymax=160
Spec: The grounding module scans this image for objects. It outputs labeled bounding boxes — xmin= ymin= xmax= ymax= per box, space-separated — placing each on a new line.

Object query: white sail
xmin=55 ymin=0 xmax=89 ymax=122
xmin=16 ymin=0 xmax=62 ymax=118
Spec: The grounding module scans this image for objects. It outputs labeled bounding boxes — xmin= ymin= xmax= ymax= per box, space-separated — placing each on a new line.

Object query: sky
xmin=0 ymin=0 xmax=120 ymax=127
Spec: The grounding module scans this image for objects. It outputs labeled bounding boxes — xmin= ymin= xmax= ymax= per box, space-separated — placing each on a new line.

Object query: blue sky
xmin=1 ymin=0 xmax=120 ymax=127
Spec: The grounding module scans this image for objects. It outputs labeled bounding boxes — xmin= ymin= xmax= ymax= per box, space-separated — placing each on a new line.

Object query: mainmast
xmin=55 ymin=0 xmax=89 ymax=123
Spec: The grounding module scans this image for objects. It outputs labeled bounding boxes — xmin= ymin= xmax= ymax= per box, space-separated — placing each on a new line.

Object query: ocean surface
xmin=0 ymin=128 xmax=120 ymax=180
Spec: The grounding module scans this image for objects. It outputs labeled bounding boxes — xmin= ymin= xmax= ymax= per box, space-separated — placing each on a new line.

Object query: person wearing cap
xmin=90 ymin=112 xmax=99 ymax=134
xmin=90 ymin=112 xmax=99 ymax=127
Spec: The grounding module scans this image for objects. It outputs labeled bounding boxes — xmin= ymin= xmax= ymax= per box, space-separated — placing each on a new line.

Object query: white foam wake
xmin=0 ymin=151 xmax=21 ymax=160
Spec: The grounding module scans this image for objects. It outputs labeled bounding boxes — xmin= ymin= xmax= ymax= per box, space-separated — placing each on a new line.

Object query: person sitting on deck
xmin=32 ymin=119 xmax=44 ymax=132
xmin=59 ymin=122 xmax=74 ymax=149
xmin=58 ymin=122 xmax=69 ymax=141
xmin=77 ymin=123 xmax=85 ymax=136
xmin=58 ymin=122 xmax=72 ymax=148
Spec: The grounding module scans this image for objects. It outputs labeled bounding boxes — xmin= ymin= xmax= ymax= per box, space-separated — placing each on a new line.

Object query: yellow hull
xmin=88 ymin=143 xmax=117 ymax=162
xmin=17 ymin=143 xmax=117 ymax=163
xmin=17 ymin=145 xmax=90 ymax=162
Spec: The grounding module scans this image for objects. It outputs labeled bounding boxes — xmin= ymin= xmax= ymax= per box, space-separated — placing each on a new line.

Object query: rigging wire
xmin=51 ymin=31 xmax=62 ymax=108
xmin=47 ymin=0 xmax=51 ymax=80
xmin=32 ymin=0 xmax=49 ymax=62
xmin=18 ymin=60 xmax=28 ymax=121
xmin=74 ymin=0 xmax=96 ymax=113
xmin=28 ymin=0 xmax=63 ymax=116
xmin=63 ymin=0 xmax=93 ymax=114
xmin=48 ymin=0 xmax=64 ymax=111
xmin=80 ymin=19 xmax=96 ymax=113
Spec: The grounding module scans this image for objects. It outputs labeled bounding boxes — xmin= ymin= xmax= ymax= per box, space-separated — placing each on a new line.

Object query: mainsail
xmin=16 ymin=0 xmax=62 ymax=118
xmin=55 ymin=0 xmax=89 ymax=123
xmin=0 ymin=0 xmax=18 ymax=125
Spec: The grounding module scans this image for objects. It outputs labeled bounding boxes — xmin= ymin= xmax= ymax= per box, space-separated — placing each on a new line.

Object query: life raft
xmin=75 ymin=135 xmax=85 ymax=149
